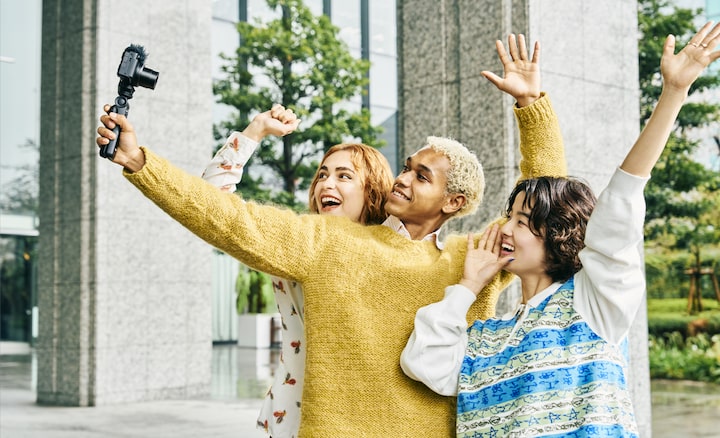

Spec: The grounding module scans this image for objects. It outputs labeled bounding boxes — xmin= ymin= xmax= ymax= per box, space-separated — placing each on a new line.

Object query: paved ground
xmin=1 ymin=388 xmax=265 ymax=438
xmin=1 ymin=347 xmax=720 ymax=437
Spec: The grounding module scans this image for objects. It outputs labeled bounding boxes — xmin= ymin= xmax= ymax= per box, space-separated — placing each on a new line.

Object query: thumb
xmin=108 ymin=111 xmax=135 ymax=134
xmin=481 ymin=71 xmax=503 ymax=89
xmin=498 ymin=256 xmax=515 ymax=268
xmin=663 ymin=34 xmax=676 ymax=58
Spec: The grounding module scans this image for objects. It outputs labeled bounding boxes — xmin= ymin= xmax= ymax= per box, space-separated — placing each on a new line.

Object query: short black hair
xmin=506 ymin=177 xmax=597 ymax=282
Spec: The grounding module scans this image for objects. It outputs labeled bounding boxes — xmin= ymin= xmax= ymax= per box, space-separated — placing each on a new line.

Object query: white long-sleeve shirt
xmin=400 ymin=167 xmax=649 ymax=397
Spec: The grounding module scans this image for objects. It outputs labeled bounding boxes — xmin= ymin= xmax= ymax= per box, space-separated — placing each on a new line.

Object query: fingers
xmin=530 ymin=41 xmax=540 ymax=64
xmin=469 ymin=224 xmax=500 ymax=253
xmin=495 ymin=39 xmax=510 ymax=65
xmin=270 ymin=104 xmax=299 ymax=125
xmin=506 ymin=34 xmax=530 ymax=62
xmin=687 ymin=21 xmax=715 ymax=48
xmin=517 ymin=34 xmax=528 ymax=60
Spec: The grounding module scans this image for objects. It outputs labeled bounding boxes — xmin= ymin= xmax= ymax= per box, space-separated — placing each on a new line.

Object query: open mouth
xmin=501 ymin=243 xmax=515 ymax=255
xmin=321 ymin=196 xmax=341 ymax=208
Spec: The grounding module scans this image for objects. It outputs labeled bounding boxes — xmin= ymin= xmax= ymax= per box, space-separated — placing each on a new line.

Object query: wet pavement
xmin=1 ymin=344 xmax=719 ymax=437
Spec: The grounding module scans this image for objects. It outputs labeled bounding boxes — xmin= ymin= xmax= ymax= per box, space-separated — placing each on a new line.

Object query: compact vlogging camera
xmin=100 ymin=44 xmax=160 ymax=159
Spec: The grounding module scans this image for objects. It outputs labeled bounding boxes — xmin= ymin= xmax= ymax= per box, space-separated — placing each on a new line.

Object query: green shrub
xmin=235 ymin=267 xmax=276 ymax=314
xmin=647 ymin=298 xmax=720 ymax=339
xmin=648 ymin=333 xmax=720 ymax=383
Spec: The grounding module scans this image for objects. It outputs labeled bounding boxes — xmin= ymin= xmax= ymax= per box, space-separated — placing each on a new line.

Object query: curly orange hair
xmin=308 ymin=143 xmax=394 ymax=225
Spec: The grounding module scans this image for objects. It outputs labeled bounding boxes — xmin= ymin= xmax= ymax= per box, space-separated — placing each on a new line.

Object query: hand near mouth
xmin=460 ymin=224 xmax=515 ymax=296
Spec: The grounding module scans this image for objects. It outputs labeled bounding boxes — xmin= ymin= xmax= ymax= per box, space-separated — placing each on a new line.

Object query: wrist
xmin=515 ymin=93 xmax=541 ymax=108
xmin=459 ymin=279 xmax=483 ymax=296
xmin=241 ymin=120 xmax=266 ymax=143
xmin=122 ymin=147 xmax=146 ymax=173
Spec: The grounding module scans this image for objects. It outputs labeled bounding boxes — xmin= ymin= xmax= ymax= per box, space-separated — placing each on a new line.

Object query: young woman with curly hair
xmin=401 ymin=21 xmax=720 ymax=438
xmin=202 ymin=107 xmax=394 ymax=437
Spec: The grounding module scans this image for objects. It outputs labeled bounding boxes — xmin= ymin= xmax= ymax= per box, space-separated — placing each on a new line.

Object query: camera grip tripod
xmin=100 ymin=96 xmax=130 ymax=159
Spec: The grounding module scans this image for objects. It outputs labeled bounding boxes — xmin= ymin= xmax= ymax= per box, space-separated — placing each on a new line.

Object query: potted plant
xmin=236 ymin=265 xmax=278 ymax=348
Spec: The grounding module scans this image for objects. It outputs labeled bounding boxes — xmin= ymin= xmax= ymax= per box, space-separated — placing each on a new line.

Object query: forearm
xmin=124 ymin=147 xmax=313 ymax=281
xmin=620 ymin=87 xmax=687 ymax=177
xmin=400 ymin=285 xmax=474 ymax=396
xmin=514 ymin=93 xmax=567 ymax=179
xmin=201 ymin=132 xmax=259 ymax=192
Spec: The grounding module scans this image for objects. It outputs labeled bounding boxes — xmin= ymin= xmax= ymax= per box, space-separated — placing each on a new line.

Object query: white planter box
xmin=237 ymin=313 xmax=281 ymax=348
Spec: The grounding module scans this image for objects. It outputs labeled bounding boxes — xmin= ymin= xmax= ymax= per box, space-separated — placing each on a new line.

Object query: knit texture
xmin=124 ymin=94 xmax=564 ymax=437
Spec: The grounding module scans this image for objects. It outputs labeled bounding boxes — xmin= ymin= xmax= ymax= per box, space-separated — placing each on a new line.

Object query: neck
xmin=519 ymin=274 xmax=554 ymax=304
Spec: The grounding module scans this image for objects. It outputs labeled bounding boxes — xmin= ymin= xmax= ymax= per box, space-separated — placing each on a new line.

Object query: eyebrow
xmin=405 ymin=157 xmax=434 ymax=176
xmin=320 ymin=164 xmax=356 ymax=174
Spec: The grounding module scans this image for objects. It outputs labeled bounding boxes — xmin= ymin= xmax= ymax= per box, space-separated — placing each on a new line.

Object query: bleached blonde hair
xmin=425 ymin=136 xmax=484 ymax=218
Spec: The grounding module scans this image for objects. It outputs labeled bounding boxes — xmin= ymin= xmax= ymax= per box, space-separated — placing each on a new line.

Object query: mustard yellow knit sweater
xmin=125 ymin=94 xmax=565 ymax=437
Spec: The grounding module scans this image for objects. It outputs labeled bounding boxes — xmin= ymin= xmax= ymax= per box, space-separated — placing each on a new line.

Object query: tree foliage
xmin=639 ymin=0 xmax=720 ymax=255
xmin=213 ymin=0 xmax=384 ymax=210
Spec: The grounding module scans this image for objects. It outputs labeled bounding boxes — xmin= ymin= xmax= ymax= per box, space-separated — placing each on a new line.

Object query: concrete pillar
xmin=397 ymin=0 xmax=651 ymax=436
xmin=37 ymin=0 xmax=214 ymax=406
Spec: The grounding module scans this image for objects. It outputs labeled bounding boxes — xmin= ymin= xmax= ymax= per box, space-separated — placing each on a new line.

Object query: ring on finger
xmin=700 ymin=43 xmax=708 ymax=48
xmin=689 ymin=42 xmax=699 ymax=47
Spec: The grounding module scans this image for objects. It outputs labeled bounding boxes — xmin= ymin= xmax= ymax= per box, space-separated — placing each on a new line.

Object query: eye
xmin=417 ymin=173 xmax=428 ymax=182
xmin=401 ymin=165 xmax=410 ymax=173
xmin=317 ymin=172 xmax=328 ymax=180
xmin=339 ymin=173 xmax=353 ymax=180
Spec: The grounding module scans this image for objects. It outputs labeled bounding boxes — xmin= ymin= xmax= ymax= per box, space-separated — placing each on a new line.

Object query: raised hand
xmin=620 ymin=21 xmax=720 ymax=177
xmin=96 ymin=104 xmax=145 ymax=171
xmin=661 ymin=21 xmax=720 ymax=92
xmin=481 ymin=34 xmax=541 ymax=107
xmin=459 ymin=224 xmax=514 ymax=296
xmin=243 ymin=104 xmax=301 ymax=142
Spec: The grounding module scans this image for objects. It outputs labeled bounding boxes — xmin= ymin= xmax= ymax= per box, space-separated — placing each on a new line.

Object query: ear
xmin=441 ymin=193 xmax=466 ymax=215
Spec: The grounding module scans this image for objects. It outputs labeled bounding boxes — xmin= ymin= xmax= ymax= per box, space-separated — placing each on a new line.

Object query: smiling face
xmin=499 ymin=191 xmax=549 ymax=282
xmin=384 ymin=146 xmax=464 ymax=237
xmin=311 ymin=149 xmax=366 ymax=222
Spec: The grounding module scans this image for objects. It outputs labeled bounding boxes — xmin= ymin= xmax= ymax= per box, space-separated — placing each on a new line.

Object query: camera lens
xmin=135 ymin=67 xmax=159 ymax=89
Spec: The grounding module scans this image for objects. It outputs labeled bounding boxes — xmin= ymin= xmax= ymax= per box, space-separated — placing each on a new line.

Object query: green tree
xmin=639 ymin=0 xmax=720 ymax=258
xmin=213 ymin=0 xmax=384 ymax=210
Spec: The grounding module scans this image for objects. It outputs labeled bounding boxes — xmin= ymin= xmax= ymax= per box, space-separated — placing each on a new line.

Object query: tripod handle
xmin=100 ymin=96 xmax=130 ymax=159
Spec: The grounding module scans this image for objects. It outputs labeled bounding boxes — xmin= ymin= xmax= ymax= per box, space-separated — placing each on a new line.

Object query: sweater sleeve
xmin=200 ymin=132 xmax=258 ymax=192
xmin=514 ymin=93 xmax=567 ymax=180
xmin=467 ymin=94 xmax=565 ymax=321
xmin=574 ymin=168 xmax=649 ymax=344
xmin=124 ymin=147 xmax=325 ymax=282
xmin=400 ymin=284 xmax=476 ymax=396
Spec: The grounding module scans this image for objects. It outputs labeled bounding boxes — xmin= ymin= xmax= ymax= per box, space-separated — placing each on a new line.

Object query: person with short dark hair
xmin=401 ymin=21 xmax=720 ymax=438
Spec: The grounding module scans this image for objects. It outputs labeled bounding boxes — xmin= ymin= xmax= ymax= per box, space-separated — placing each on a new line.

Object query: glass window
xmin=369 ymin=54 xmax=397 ymax=109
xmin=213 ymin=0 xmax=238 ymax=21
xmin=369 ymin=0 xmax=396 ymax=56
xmin=332 ymin=0 xmax=361 ymax=51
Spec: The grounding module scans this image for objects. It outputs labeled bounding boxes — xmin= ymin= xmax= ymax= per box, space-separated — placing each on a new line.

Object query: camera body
xmin=100 ymin=44 xmax=160 ymax=159
xmin=117 ymin=45 xmax=159 ymax=92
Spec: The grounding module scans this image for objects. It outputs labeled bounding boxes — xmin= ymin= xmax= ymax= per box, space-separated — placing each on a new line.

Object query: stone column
xmin=37 ymin=0 xmax=214 ymax=406
xmin=397 ymin=0 xmax=651 ymax=435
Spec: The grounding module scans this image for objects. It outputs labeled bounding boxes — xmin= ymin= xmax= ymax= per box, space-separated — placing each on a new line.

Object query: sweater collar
xmin=381 ymin=215 xmax=444 ymax=249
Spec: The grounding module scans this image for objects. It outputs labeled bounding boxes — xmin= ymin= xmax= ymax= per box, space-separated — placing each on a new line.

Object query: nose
xmin=319 ymin=175 xmax=337 ymax=189
xmin=395 ymin=171 xmax=412 ymax=187
xmin=500 ymin=219 xmax=512 ymax=236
